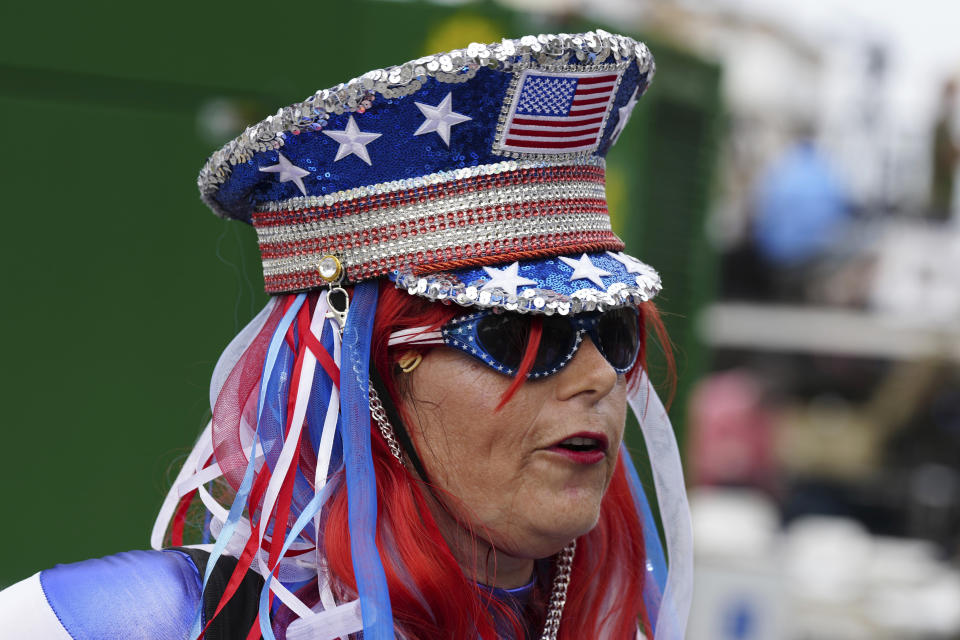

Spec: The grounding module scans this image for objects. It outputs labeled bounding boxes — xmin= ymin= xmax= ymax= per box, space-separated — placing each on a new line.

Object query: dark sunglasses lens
xmin=476 ymin=314 xmax=579 ymax=373
xmin=597 ymin=308 xmax=640 ymax=370
xmin=476 ymin=314 xmax=529 ymax=371
xmin=534 ymin=317 xmax=579 ymax=372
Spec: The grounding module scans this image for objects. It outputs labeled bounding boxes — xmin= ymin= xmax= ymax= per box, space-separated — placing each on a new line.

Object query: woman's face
xmin=401 ymin=330 xmax=628 ymax=563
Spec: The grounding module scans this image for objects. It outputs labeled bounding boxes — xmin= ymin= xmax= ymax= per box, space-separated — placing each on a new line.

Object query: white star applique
xmin=606 ymin=251 xmax=647 ymax=274
xmin=559 ymin=254 xmax=612 ymax=287
xmin=610 ymin=89 xmax=639 ymax=144
xmin=258 ymin=152 xmax=312 ymax=196
xmin=323 ymin=115 xmax=382 ymax=165
xmin=413 ymin=93 xmax=472 ymax=147
xmin=480 ymin=262 xmax=537 ymax=296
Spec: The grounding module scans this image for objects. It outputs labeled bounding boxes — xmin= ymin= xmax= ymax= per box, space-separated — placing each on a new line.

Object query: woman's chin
xmin=497 ymin=498 xmax=604 ymax=559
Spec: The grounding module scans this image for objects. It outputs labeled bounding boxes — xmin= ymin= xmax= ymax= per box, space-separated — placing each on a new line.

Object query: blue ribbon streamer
xmin=339 ymin=282 xmax=395 ymax=638
xmin=307 ymin=325 xmax=344 ymax=476
xmin=621 ymin=442 xmax=668 ymax=630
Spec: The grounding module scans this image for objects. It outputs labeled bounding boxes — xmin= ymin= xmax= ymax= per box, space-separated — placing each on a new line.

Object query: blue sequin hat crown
xmin=198 ymin=29 xmax=661 ymax=314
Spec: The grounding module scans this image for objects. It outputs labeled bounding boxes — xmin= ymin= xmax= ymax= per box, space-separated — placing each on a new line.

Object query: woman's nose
xmin=554 ymin=335 xmax=618 ymax=402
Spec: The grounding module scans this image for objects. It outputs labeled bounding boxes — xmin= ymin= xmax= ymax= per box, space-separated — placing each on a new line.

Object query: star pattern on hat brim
xmin=559 ymin=253 xmax=612 ymax=287
xmin=258 ymin=152 xmax=312 ymax=196
xmin=606 ymin=250 xmax=647 ymax=275
xmin=413 ymin=93 xmax=472 ymax=147
xmin=480 ymin=262 xmax=537 ymax=296
xmin=323 ymin=115 xmax=382 ymax=166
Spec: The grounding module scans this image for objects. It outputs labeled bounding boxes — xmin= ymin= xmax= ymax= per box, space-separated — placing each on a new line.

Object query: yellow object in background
xmin=422 ymin=13 xmax=505 ymax=55
xmin=605 ymin=164 xmax=628 ymax=238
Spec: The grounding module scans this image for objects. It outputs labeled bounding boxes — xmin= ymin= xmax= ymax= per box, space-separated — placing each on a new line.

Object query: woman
xmin=0 ymin=30 xmax=691 ymax=639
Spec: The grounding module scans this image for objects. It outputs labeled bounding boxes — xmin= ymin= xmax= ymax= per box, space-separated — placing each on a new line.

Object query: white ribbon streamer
xmin=387 ymin=326 xmax=442 ymax=346
xmin=284 ymin=599 xmax=364 ymax=640
xmin=195 ymin=483 xmax=232 ymax=527
xmin=628 ymin=373 xmax=693 ymax=640
xmin=151 ymin=420 xmax=213 ymax=550
xmin=176 ymin=444 xmax=266 ymax=498
xmin=312 ymin=307 xmax=343 ymax=619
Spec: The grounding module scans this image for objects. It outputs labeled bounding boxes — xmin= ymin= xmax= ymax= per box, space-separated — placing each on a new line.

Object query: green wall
xmin=609 ymin=36 xmax=723 ymax=441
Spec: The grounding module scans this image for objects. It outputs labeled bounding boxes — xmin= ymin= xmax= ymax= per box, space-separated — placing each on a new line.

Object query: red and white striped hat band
xmin=254 ymin=158 xmax=620 ymax=293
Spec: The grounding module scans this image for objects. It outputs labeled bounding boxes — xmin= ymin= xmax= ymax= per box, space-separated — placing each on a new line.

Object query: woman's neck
xmin=424 ymin=491 xmax=534 ymax=589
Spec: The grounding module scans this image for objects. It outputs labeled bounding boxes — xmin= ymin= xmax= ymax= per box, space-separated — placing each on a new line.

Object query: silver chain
xmin=540 ymin=539 xmax=576 ymax=640
xmin=369 ymin=385 xmax=404 ymax=464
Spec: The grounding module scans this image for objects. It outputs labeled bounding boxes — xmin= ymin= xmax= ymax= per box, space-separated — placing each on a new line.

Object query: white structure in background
xmin=687 ymin=489 xmax=786 ymax=640
xmin=609 ymin=1 xmax=900 ymax=242
xmin=502 ymin=0 xmax=960 ymax=228
xmin=871 ymin=222 xmax=960 ymax=325
xmin=689 ymin=489 xmax=960 ymax=640
xmin=498 ymin=0 xmax=825 ymax=244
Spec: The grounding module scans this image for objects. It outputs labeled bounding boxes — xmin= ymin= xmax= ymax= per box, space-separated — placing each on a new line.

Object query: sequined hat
xmin=198 ymin=29 xmax=661 ymax=314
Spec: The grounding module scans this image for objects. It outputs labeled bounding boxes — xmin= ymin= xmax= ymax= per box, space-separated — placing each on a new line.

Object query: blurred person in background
xmin=0 ymin=31 xmax=693 ymax=640
xmin=751 ymin=126 xmax=851 ymax=303
xmin=687 ymin=369 xmax=777 ymax=492
xmin=929 ymin=78 xmax=959 ymax=221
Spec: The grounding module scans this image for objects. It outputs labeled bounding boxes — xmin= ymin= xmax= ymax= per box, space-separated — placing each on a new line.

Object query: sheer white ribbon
xmin=628 ymin=373 xmax=693 ymax=640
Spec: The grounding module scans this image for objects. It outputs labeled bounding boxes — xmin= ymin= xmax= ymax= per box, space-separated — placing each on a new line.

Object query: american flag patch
xmin=496 ymin=69 xmax=621 ymax=155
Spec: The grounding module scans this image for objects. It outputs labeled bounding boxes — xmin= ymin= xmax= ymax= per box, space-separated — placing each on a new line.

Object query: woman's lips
xmin=545 ymin=432 xmax=609 ymax=465
xmin=546 ymin=447 xmax=607 ymax=464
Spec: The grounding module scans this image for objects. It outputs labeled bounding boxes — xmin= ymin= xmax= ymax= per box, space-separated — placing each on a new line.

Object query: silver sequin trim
xmin=394 ymin=262 xmax=662 ymax=316
xmin=197 ymin=30 xmax=654 ymax=218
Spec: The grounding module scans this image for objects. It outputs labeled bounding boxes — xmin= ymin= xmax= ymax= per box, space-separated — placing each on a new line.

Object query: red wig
xmin=319 ymin=282 xmax=669 ymax=639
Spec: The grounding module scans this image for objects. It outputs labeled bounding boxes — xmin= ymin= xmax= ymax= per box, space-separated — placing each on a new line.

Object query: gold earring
xmin=397 ymin=351 xmax=422 ymax=373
